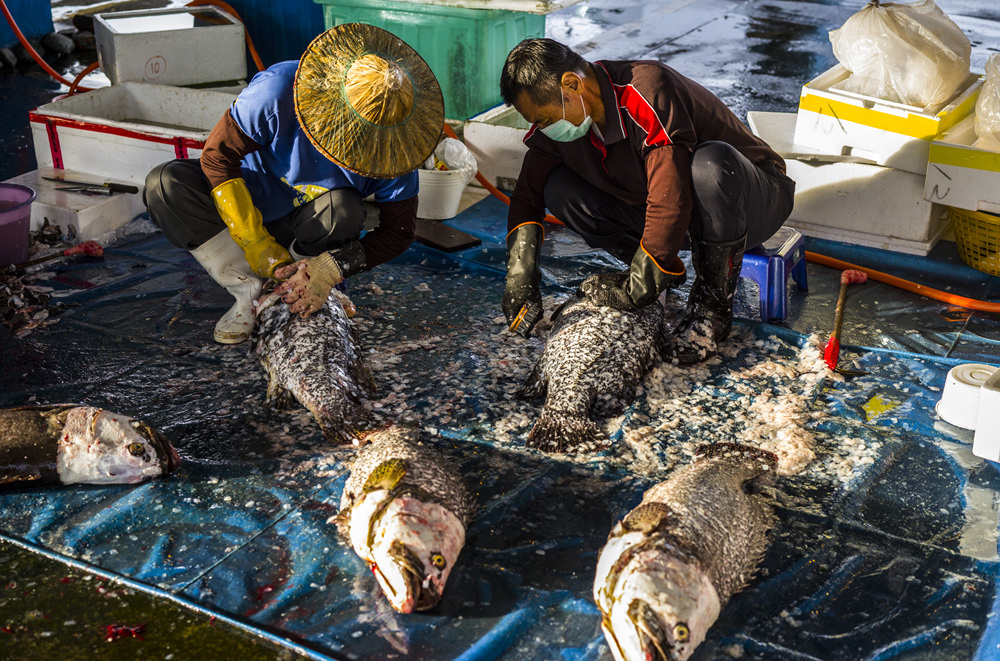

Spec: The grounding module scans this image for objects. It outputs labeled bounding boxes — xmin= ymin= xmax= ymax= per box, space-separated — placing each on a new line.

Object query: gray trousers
xmin=543 ymin=141 xmax=796 ymax=255
xmin=143 ymin=159 xmax=367 ymax=257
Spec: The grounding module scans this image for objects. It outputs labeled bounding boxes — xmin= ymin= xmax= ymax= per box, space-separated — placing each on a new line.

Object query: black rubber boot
xmin=663 ymin=233 xmax=746 ymax=364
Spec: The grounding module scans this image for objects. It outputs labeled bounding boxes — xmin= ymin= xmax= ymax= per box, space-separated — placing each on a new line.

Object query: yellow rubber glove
xmin=212 ymin=178 xmax=292 ymax=279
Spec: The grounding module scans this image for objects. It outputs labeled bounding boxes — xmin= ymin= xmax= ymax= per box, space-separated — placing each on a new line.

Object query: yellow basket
xmin=950 ymin=207 xmax=1000 ymax=276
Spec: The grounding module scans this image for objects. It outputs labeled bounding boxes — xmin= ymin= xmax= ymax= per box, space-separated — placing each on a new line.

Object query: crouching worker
xmin=499 ymin=38 xmax=795 ymax=362
xmin=144 ymin=24 xmax=443 ymax=343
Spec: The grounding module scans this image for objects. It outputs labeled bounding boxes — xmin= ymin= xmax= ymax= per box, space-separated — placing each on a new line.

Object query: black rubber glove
xmin=578 ymin=270 xmax=636 ymax=311
xmin=580 ymin=246 xmax=686 ymax=311
xmin=502 ymin=223 xmax=544 ymax=337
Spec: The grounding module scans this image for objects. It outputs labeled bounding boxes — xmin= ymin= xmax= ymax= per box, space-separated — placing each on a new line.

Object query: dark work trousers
xmin=543 ymin=141 xmax=796 ymax=257
xmin=143 ymin=159 xmax=367 ymax=257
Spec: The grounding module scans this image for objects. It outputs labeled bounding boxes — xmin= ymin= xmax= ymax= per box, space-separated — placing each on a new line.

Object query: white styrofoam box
xmin=973 ymin=368 xmax=1000 ymax=462
xmin=793 ymin=64 xmax=982 ymax=175
xmin=463 ymin=105 xmax=530 ymax=190
xmin=3 ymin=168 xmax=146 ymax=242
xmin=29 ymin=83 xmax=239 ymax=185
xmin=925 ymin=115 xmax=1000 ymax=215
xmin=94 ymin=6 xmax=246 ymax=87
xmin=749 ymin=111 xmax=949 ymax=255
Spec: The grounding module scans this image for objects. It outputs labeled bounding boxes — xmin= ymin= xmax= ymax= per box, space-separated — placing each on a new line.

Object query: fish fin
xmin=695 ymin=442 xmax=778 ymax=469
xmin=363 ymin=458 xmax=407 ymax=493
xmin=516 ymin=362 xmax=547 ymax=400
xmin=526 ymin=409 xmax=608 ymax=453
xmin=329 ymin=507 xmax=352 ymax=538
xmin=621 ymin=502 xmax=674 ymax=534
xmin=264 ymin=377 xmax=295 ymax=411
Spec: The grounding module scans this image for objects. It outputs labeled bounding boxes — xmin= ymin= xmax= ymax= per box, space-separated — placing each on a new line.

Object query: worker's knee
xmin=690 ymin=141 xmax=741 ymax=193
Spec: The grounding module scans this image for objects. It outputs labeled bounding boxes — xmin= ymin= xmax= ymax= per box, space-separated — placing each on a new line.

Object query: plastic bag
xmin=974 ymin=54 xmax=1000 ymax=151
xmin=829 ymin=0 xmax=971 ymax=108
xmin=422 ymin=137 xmax=477 ymax=185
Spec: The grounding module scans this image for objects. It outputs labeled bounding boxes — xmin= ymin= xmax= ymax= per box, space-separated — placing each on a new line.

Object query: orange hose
xmin=186 ymin=0 xmax=266 ymax=73
xmin=806 ymin=251 xmax=1000 ymax=313
xmin=68 ymin=60 xmax=100 ymax=96
xmin=0 ymin=0 xmax=95 ymax=92
xmin=441 ymin=123 xmax=564 ymax=226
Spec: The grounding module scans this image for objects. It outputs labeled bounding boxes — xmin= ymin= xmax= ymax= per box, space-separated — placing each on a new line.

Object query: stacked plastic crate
xmin=748 ymin=64 xmax=983 ymax=256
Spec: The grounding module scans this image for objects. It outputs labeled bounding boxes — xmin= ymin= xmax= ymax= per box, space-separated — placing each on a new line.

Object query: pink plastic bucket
xmin=0 ymin=183 xmax=36 ymax=268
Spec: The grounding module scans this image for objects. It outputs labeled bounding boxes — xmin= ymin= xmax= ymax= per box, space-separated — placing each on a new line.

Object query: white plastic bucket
xmin=936 ymin=363 xmax=998 ymax=430
xmin=417 ymin=167 xmax=474 ymax=220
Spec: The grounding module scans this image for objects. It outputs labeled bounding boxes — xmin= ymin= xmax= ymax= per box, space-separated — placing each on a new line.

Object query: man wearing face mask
xmin=498 ymin=38 xmax=795 ymax=362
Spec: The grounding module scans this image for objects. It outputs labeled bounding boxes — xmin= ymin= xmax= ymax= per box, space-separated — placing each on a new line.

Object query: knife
xmin=43 ymin=176 xmax=139 ymax=194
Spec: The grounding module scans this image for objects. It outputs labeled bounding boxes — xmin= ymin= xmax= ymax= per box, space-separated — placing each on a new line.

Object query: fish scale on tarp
xmin=0 ymin=197 xmax=999 ymax=659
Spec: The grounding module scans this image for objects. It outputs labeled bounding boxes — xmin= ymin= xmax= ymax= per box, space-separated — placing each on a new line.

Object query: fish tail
xmin=527 ymin=409 xmax=608 ymax=453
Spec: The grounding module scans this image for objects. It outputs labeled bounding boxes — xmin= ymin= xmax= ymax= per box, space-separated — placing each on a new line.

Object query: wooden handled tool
xmin=823 ymin=269 xmax=868 ymax=371
xmin=12 ymin=241 xmax=104 ymax=270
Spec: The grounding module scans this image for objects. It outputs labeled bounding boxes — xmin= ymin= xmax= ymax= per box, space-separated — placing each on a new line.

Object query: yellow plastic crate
xmin=950 ymin=207 xmax=1000 ymax=276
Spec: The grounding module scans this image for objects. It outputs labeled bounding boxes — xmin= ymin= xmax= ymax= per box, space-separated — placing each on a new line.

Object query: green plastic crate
xmin=314 ymin=0 xmax=544 ymax=119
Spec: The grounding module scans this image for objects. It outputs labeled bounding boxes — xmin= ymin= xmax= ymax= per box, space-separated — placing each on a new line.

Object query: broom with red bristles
xmin=823 ymin=269 xmax=868 ymax=371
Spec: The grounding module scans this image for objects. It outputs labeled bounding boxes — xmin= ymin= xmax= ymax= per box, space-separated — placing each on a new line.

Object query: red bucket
xmin=0 ymin=183 xmax=36 ymax=268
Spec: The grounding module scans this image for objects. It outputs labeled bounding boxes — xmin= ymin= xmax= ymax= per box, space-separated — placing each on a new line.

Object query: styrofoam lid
xmin=936 ymin=363 xmax=998 ymax=430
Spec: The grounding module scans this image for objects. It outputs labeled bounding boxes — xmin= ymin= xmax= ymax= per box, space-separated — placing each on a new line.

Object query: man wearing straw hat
xmin=499 ymin=38 xmax=794 ymax=363
xmin=144 ymin=24 xmax=443 ymax=344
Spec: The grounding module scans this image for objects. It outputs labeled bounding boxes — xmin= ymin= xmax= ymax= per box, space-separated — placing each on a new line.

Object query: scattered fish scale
xmin=250 ymin=288 xmax=376 ymax=444
xmin=336 ymin=425 xmax=473 ymax=613
xmin=519 ymin=297 xmax=665 ymax=453
xmin=594 ymin=443 xmax=778 ymax=661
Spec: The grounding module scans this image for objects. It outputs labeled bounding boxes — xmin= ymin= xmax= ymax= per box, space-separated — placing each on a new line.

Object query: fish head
xmin=598 ymin=546 xmax=720 ymax=661
xmin=368 ymin=493 xmax=466 ymax=613
xmin=56 ymin=408 xmax=181 ymax=485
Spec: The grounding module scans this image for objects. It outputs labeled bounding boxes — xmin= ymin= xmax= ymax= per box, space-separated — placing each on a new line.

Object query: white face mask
xmin=541 ymin=90 xmax=593 ymax=142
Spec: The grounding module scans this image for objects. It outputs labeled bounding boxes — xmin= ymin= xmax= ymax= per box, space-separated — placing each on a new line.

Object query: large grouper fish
xmin=250 ymin=288 xmax=375 ymax=444
xmin=333 ymin=425 xmax=474 ymax=613
xmin=593 ymin=443 xmax=778 ymax=661
xmin=519 ymin=296 xmax=664 ymax=452
xmin=0 ymin=404 xmax=181 ymax=488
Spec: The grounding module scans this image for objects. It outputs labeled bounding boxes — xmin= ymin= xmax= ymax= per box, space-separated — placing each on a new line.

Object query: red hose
xmin=68 ymin=60 xmax=100 ymax=96
xmin=0 ymin=0 xmax=94 ymax=92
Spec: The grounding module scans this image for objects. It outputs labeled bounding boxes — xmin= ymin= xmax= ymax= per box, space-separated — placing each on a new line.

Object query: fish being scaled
xmin=0 ymin=404 xmax=181 ymax=488
xmin=593 ymin=443 xmax=778 ymax=661
xmin=334 ymin=425 xmax=474 ymax=613
xmin=250 ymin=288 xmax=375 ymax=444
xmin=519 ymin=296 xmax=664 ymax=452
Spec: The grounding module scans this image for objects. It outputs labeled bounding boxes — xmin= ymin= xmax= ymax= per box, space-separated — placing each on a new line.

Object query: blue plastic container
xmin=0 ymin=0 xmax=54 ymax=48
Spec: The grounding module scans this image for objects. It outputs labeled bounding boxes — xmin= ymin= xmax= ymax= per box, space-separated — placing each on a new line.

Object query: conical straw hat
xmin=294 ymin=24 xmax=444 ymax=179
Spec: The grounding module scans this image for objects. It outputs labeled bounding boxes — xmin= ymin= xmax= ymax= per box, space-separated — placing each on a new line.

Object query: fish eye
xmin=127 ymin=443 xmax=145 ymax=456
xmin=431 ymin=553 xmax=446 ymax=570
xmin=673 ymin=623 xmax=689 ymax=642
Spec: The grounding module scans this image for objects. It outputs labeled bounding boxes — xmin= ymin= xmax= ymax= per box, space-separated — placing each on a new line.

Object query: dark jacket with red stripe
xmin=507 ymin=59 xmax=786 ymax=267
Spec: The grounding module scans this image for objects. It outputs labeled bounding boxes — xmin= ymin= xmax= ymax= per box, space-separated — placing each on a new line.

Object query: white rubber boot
xmin=189 ymin=230 xmax=262 ymax=344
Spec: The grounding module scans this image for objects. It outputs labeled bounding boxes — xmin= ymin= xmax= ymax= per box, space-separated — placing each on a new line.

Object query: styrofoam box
xmin=3 ymin=168 xmax=147 ymax=242
xmin=925 ymin=115 xmax=1000 ymax=215
xmin=95 ymin=6 xmax=246 ymax=87
xmin=750 ymin=111 xmax=949 ymax=255
xmin=30 ymin=83 xmax=239 ymax=185
xmin=463 ymin=105 xmax=530 ymax=190
xmin=793 ymin=64 xmax=982 ymax=175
